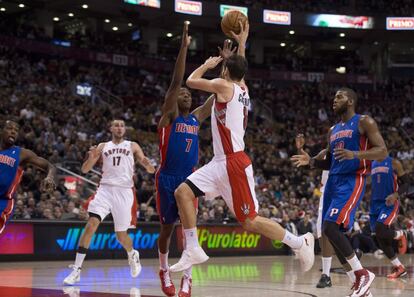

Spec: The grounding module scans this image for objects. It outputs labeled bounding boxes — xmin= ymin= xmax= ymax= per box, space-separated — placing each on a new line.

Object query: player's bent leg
xmin=116 ymin=231 xmax=142 ymax=278
xmin=170 ymin=182 xmax=208 ymax=273
xmin=158 ymin=223 xmax=176 ymax=296
xmin=63 ymin=215 xmax=101 ymax=285
xmin=323 ymin=221 xmax=375 ymax=297
xmin=241 ymin=216 xmax=315 ymax=272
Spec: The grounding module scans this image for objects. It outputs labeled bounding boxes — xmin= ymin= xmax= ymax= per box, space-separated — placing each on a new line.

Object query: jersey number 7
xmin=185 ymin=139 xmax=193 ymax=153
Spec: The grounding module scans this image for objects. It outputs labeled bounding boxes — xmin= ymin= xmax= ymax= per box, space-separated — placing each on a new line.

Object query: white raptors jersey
xmin=212 ymin=83 xmax=250 ymax=157
xmin=100 ymin=140 xmax=134 ymax=188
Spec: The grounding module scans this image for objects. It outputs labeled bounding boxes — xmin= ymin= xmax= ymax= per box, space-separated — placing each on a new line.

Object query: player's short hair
xmin=226 ymin=55 xmax=248 ymax=81
xmin=2 ymin=117 xmax=20 ymax=129
xmin=338 ymin=87 xmax=358 ymax=106
xmin=110 ymin=119 xmax=125 ymax=126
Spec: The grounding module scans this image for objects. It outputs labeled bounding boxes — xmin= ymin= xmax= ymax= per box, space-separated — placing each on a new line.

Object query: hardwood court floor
xmin=0 ymin=254 xmax=413 ymax=297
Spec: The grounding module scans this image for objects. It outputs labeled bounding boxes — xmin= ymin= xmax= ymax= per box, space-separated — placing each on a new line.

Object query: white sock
xmin=282 ymin=230 xmax=303 ymax=249
xmin=347 ymin=255 xmax=363 ymax=271
xmin=394 ymin=230 xmax=403 ymax=240
xmin=346 ymin=270 xmax=356 ymax=283
xmin=183 ymin=266 xmax=192 ymax=278
xmin=184 ymin=228 xmax=199 ymax=248
xmin=322 ymin=257 xmax=332 ymax=276
xmin=391 ymin=257 xmax=402 ymax=267
xmin=159 ymin=250 xmax=169 ymax=270
xmin=127 ymin=249 xmax=136 ymax=258
xmin=74 ymin=252 xmax=86 ymax=268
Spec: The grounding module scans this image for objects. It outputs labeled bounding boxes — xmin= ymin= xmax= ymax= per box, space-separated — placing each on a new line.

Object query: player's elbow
xmin=186 ymin=78 xmax=196 ymax=89
xmin=378 ymin=146 xmax=388 ymax=159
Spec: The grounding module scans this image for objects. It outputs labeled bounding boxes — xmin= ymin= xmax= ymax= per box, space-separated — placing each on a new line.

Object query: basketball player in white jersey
xmin=63 ymin=119 xmax=155 ymax=285
xmin=170 ymin=22 xmax=315 ymax=273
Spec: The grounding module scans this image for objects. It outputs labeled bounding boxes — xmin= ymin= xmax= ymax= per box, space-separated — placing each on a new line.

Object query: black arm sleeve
xmin=398 ymin=174 xmax=411 ymax=196
xmin=310 ymin=151 xmax=332 ymax=170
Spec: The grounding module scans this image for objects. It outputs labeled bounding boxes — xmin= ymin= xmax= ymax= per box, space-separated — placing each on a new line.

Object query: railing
xmin=399 ymin=126 xmax=414 ymax=145
xmin=93 ymin=85 xmax=124 ymax=108
xmin=56 ymin=165 xmax=98 ymax=187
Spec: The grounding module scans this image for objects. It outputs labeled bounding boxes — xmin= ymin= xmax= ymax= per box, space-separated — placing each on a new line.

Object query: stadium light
xmin=105 ymin=19 xmax=110 ymax=23
xmin=340 ymin=32 xmax=346 ymax=37
xmin=289 ymin=30 xmax=295 ymax=35
xmin=68 ymin=13 xmax=74 ymax=17
xmin=280 ymin=42 xmax=286 ymax=47
xmin=112 ymin=26 xmax=118 ymax=31
xmin=53 ymin=17 xmax=60 ymax=22
xmin=340 ymin=45 xmax=346 ymax=50
xmin=19 ymin=3 xmax=25 ymax=8
xmin=82 ymin=4 xmax=88 ymax=9
xmin=128 ymin=23 xmax=133 ymax=27
xmin=0 ymin=7 xmax=5 ymax=11
xmin=166 ymin=33 xmax=173 ymax=37
xmin=336 ymin=66 xmax=346 ymax=74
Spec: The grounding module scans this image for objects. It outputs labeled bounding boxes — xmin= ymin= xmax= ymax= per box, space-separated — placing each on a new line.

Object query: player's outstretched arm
xmin=160 ymin=22 xmax=191 ymax=120
xmin=229 ymin=21 xmax=249 ymax=58
xmin=132 ymin=142 xmax=155 ymax=174
xmin=192 ymin=94 xmax=215 ymax=123
xmin=81 ymin=143 xmax=105 ymax=174
xmin=20 ymin=148 xmax=56 ymax=193
xmin=333 ymin=115 xmax=387 ymax=162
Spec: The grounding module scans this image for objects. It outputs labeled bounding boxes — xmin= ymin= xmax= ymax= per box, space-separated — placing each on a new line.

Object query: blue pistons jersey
xmin=329 ymin=114 xmax=371 ymax=176
xmin=369 ymin=156 xmax=399 ymax=230
xmin=371 ymin=157 xmax=397 ymax=201
xmin=158 ymin=114 xmax=199 ymax=176
xmin=0 ymin=146 xmax=23 ymax=200
xmin=156 ymin=114 xmax=199 ymax=224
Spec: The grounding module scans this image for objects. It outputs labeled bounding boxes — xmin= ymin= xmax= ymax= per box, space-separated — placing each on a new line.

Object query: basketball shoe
xmin=292 ymin=232 xmax=315 ymax=272
xmin=178 ymin=275 xmax=192 ymax=297
xmin=387 ymin=265 xmax=407 ymax=279
xmin=63 ymin=265 xmax=81 ymax=285
xmin=159 ymin=269 xmax=175 ymax=296
xmin=348 ymin=269 xmax=375 ymax=297
xmin=128 ymin=250 xmax=142 ymax=278
xmin=316 ymin=274 xmax=332 ymax=288
xmin=170 ymin=247 xmax=209 ymax=272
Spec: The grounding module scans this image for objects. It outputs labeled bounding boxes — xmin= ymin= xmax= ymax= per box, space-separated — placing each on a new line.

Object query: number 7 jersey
xmin=100 ymin=140 xmax=135 ymax=188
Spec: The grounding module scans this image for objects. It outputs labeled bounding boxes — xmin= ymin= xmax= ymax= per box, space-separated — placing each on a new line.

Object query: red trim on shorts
xmin=0 ymin=199 xmax=14 ymax=234
xmin=155 ymin=169 xmax=162 ymax=222
xmin=226 ymin=152 xmax=257 ymax=223
xmin=336 ymin=174 xmax=364 ymax=227
xmin=83 ymin=193 xmax=96 ymax=210
xmin=6 ymin=167 xmax=23 ymax=200
xmin=384 ymin=200 xmax=399 ymax=226
xmin=393 ymin=173 xmax=398 ymax=192
xmin=130 ymin=188 xmax=138 ymax=227
xmin=158 ymin=124 xmax=172 ymax=169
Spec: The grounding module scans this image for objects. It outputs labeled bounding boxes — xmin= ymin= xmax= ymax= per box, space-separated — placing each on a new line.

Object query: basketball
xmin=221 ymin=10 xmax=248 ymax=38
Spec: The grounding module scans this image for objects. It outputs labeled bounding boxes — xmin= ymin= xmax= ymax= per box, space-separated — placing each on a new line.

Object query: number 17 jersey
xmin=100 ymin=140 xmax=134 ymax=188
xmin=158 ymin=114 xmax=199 ymax=176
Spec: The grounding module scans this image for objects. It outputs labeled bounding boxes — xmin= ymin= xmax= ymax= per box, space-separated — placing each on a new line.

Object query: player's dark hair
xmin=338 ymin=87 xmax=358 ymax=107
xmin=226 ymin=55 xmax=248 ymax=81
xmin=2 ymin=117 xmax=20 ymax=129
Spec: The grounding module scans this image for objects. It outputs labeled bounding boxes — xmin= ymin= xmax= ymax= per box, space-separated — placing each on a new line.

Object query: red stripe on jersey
xmin=215 ymin=102 xmax=234 ymax=155
xmin=384 ymin=200 xmax=399 ymax=226
xmin=393 ymin=173 xmax=399 ymax=192
xmin=155 ymin=169 xmax=162 ymax=221
xmin=130 ymin=188 xmax=138 ymax=227
xmin=336 ymin=175 xmax=364 ymax=227
xmin=6 ymin=167 xmax=23 ymax=200
xmin=226 ymin=152 xmax=257 ymax=222
xmin=158 ymin=125 xmax=172 ymax=169
xmin=356 ymin=136 xmax=371 ymax=175
xmin=0 ymin=199 xmax=14 ymax=234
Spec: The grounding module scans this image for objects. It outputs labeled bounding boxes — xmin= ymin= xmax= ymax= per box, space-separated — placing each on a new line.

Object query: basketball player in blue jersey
xmin=156 ymin=22 xmax=219 ymax=297
xmin=370 ymin=155 xmax=409 ymax=279
xmin=292 ymin=87 xmax=387 ymax=297
xmin=0 ymin=119 xmax=56 ymax=234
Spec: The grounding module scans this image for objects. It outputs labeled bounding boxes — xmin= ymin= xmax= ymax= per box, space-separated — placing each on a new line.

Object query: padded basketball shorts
xmin=369 ymin=199 xmax=399 ymax=232
xmin=187 ymin=151 xmax=259 ymax=223
xmin=88 ymin=184 xmax=137 ymax=232
xmin=322 ymin=174 xmax=367 ymax=231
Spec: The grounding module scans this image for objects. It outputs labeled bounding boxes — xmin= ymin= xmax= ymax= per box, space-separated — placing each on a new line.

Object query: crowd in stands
xmin=1 ymin=22 xmax=413 ymax=252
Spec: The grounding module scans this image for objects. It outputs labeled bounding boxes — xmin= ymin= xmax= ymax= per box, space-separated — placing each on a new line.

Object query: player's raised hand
xmin=218 ymin=39 xmax=237 ymax=60
xmin=181 ymin=21 xmax=192 ymax=48
xmin=230 ymin=20 xmax=249 ymax=45
xmin=88 ymin=145 xmax=102 ymax=160
xmin=41 ymin=176 xmax=56 ymax=194
xmin=333 ymin=148 xmax=355 ymax=162
xmin=203 ymin=56 xmax=223 ymax=69
xmin=385 ymin=193 xmax=398 ymax=206
xmin=291 ymin=148 xmax=311 ymax=167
